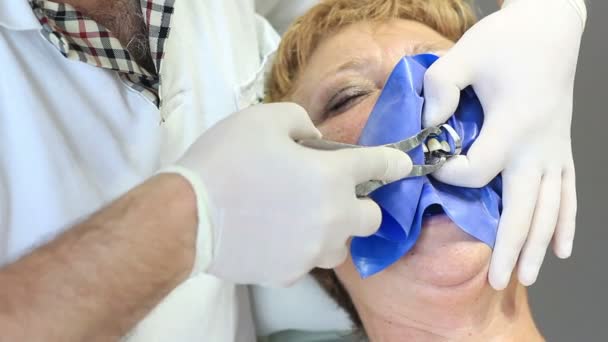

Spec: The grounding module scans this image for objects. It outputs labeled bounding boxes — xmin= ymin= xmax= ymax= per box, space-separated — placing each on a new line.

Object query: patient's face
xmin=290 ymin=19 xmax=494 ymax=325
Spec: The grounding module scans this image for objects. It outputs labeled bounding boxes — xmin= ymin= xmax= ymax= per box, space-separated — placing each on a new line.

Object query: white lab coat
xmin=0 ymin=0 xmax=349 ymax=340
xmin=256 ymin=0 xmax=320 ymax=34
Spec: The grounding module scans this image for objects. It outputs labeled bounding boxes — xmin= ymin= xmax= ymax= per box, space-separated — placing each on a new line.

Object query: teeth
xmin=441 ymin=141 xmax=451 ymax=153
xmin=422 ymin=143 xmax=429 ymax=153
xmin=427 ymin=138 xmax=442 ymax=152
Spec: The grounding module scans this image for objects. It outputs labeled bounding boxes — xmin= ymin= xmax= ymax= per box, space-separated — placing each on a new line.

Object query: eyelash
xmin=325 ymin=87 xmax=371 ymax=118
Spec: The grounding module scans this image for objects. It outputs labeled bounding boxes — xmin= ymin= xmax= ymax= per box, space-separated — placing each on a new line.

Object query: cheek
xmin=317 ymin=95 xmax=378 ymax=144
xmin=334 ymin=257 xmax=367 ymax=300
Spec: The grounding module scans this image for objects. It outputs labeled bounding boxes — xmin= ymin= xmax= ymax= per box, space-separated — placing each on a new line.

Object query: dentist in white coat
xmin=0 ymin=0 xmax=411 ymax=340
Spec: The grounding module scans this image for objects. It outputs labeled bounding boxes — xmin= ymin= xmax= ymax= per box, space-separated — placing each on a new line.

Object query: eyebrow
xmin=330 ymin=41 xmax=447 ymax=75
xmin=317 ymin=55 xmax=378 ymax=87
xmin=306 ymin=40 xmax=450 ymax=119
xmin=407 ymin=41 xmax=445 ymax=55
xmin=403 ymin=41 xmax=448 ymax=56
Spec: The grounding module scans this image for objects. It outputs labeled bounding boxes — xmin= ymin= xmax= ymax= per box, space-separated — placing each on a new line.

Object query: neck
xmin=356 ymin=277 xmax=543 ymax=342
xmin=51 ymin=0 xmax=155 ymax=72
xmin=52 ymin=0 xmax=127 ymax=19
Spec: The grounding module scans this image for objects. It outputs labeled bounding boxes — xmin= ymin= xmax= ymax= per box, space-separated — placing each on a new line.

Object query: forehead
xmin=291 ymin=19 xmax=453 ymax=97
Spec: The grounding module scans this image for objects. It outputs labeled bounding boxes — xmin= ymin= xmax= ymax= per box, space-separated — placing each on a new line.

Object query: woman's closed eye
xmin=323 ymin=86 xmax=372 ymax=119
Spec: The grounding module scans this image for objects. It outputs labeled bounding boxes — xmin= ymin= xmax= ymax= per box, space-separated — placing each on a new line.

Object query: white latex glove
xmin=163 ymin=103 xmax=412 ymax=286
xmin=422 ymin=0 xmax=586 ymax=290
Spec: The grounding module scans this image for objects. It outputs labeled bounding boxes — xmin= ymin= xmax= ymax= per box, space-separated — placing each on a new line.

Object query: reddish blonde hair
xmin=266 ymin=0 xmax=477 ymax=102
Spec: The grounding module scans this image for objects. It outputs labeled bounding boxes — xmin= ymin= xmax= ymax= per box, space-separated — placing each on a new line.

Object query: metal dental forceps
xmin=299 ymin=124 xmax=462 ymax=197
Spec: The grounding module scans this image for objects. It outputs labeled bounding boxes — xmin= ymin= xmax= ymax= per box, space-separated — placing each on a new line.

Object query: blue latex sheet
xmin=351 ymin=54 xmax=503 ymax=278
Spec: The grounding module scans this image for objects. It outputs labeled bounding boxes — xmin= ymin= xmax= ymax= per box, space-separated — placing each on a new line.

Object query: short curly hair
xmin=265 ymin=0 xmax=478 ymax=329
xmin=265 ymin=0 xmax=477 ymax=102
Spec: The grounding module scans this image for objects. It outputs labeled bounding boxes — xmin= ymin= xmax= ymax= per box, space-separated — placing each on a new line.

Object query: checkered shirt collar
xmin=29 ymin=0 xmax=175 ymax=107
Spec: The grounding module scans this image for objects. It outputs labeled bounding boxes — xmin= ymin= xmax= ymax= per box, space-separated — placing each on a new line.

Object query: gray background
xmin=477 ymin=1 xmax=607 ymax=341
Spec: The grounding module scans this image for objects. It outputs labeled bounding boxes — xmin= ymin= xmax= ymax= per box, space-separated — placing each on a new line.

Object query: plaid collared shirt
xmin=29 ymin=0 xmax=175 ymax=107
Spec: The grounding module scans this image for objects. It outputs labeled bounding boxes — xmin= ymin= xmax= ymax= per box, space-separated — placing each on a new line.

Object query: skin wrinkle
xmin=360 ymin=263 xmax=498 ymax=334
xmin=355 ymin=276 xmax=515 ymax=341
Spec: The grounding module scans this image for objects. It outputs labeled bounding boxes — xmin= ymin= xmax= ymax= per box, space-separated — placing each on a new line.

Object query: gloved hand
xmin=163 ymin=103 xmax=412 ymax=286
xmin=422 ymin=0 xmax=586 ymax=290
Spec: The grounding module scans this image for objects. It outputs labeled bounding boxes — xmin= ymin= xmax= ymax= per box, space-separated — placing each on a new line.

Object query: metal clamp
xmin=299 ymin=124 xmax=462 ymax=197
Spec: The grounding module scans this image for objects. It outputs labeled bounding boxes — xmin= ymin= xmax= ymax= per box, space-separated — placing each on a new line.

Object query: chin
xmin=390 ymin=214 xmax=492 ymax=289
xmin=335 ymin=215 xmax=494 ymax=306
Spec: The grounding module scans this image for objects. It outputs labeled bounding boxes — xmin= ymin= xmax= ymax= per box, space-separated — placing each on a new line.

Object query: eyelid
xmin=324 ymin=86 xmax=371 ymax=113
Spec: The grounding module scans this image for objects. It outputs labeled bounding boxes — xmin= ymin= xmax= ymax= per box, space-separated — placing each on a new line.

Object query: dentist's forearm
xmin=0 ymin=174 xmax=197 ymax=341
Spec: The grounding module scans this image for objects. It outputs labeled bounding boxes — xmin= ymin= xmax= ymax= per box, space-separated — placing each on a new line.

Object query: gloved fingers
xmin=489 ymin=169 xmax=541 ymax=290
xmin=316 ymin=246 xmax=349 ymax=269
xmin=422 ymin=50 xmax=474 ymax=128
xmin=431 ymin=117 xmax=511 ymax=187
xmin=352 ymin=197 xmax=383 ymax=237
xmin=338 ymin=146 xmax=412 ymax=185
xmin=553 ymin=165 xmax=577 ymax=258
xmin=517 ymin=170 xmax=562 ymax=286
xmin=271 ymin=102 xmax=322 ymax=140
